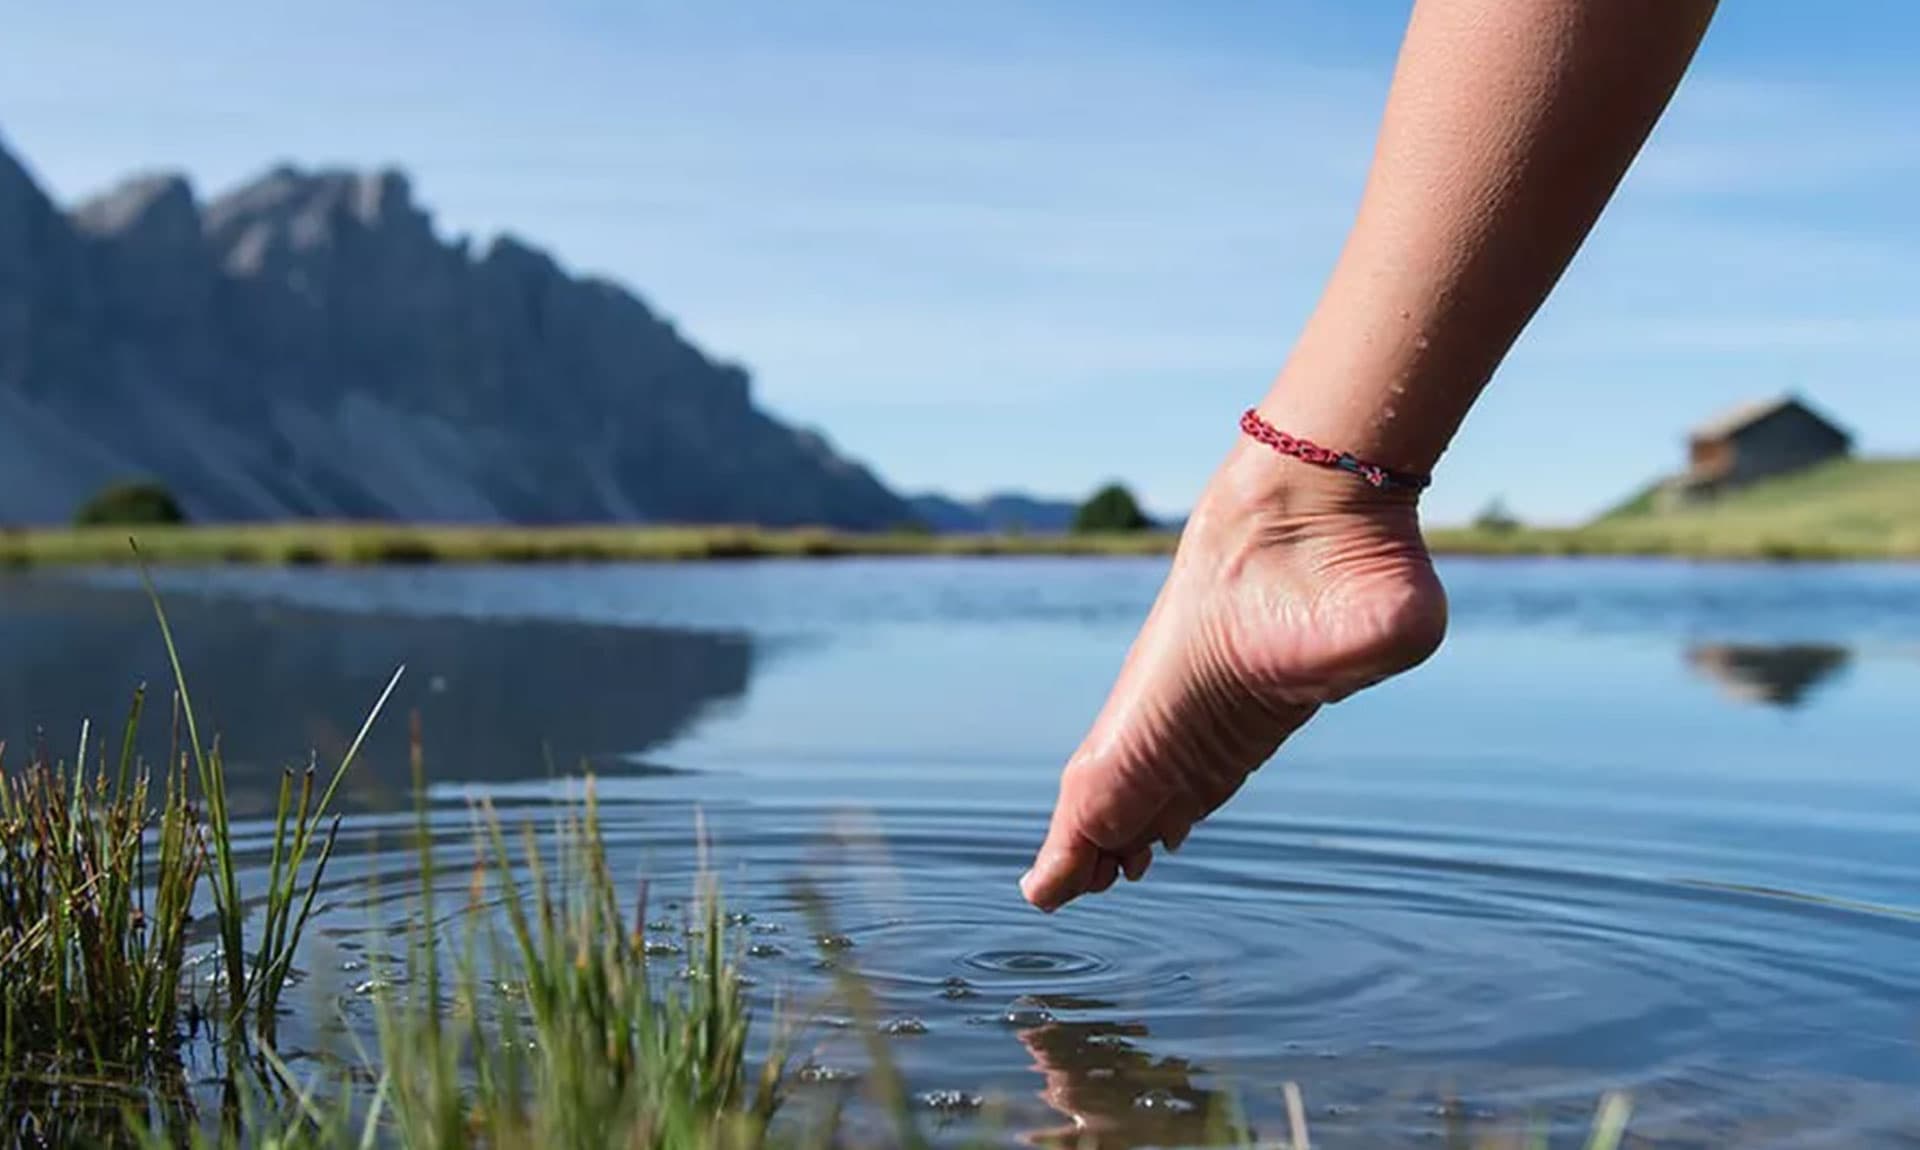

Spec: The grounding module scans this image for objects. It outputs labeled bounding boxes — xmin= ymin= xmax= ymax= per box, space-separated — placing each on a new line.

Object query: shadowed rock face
xmin=0 ymin=134 xmax=909 ymax=528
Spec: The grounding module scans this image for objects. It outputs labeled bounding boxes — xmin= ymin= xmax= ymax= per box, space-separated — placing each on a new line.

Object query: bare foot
xmin=1020 ymin=438 xmax=1448 ymax=912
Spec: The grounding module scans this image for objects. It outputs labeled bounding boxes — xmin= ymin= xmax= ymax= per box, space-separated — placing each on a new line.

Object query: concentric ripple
xmin=256 ymin=789 xmax=1920 ymax=1148
xmin=960 ymin=949 xmax=1109 ymax=977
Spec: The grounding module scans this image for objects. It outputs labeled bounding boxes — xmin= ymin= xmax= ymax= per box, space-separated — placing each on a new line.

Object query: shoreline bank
xmin=3 ymin=522 xmax=1918 ymax=566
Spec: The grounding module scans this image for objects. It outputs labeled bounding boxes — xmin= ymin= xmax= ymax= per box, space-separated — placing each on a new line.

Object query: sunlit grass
xmin=0 ymin=523 xmax=1181 ymax=567
xmin=0 ymin=690 xmax=200 ymax=1080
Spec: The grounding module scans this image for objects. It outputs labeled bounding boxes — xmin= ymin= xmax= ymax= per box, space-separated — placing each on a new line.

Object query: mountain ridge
xmin=0 ymin=133 xmax=911 ymax=528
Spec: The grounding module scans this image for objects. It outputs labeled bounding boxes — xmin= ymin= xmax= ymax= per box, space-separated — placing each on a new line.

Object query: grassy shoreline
xmin=2 ymin=520 xmax=1918 ymax=567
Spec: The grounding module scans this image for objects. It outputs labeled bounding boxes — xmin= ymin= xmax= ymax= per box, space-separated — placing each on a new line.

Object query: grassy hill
xmin=1430 ymin=458 xmax=1920 ymax=560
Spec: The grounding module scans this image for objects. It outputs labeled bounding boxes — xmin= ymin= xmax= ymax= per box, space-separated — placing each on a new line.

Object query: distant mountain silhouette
xmin=0 ymin=133 xmax=908 ymax=527
xmin=908 ymin=492 xmax=1080 ymax=534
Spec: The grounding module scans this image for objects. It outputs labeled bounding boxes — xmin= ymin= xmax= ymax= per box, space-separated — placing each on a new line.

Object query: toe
xmin=1021 ymin=803 xmax=1101 ymax=912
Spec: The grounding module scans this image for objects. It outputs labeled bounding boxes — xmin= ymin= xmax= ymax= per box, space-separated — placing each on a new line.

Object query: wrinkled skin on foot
xmin=1021 ymin=444 xmax=1449 ymax=912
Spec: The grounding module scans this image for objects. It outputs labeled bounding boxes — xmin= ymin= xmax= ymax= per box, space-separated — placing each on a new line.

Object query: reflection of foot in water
xmin=1013 ymin=1010 xmax=1222 ymax=1148
xmin=1686 ymin=642 xmax=1851 ymax=708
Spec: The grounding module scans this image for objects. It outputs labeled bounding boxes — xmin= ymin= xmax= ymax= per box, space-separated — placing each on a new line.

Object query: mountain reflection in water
xmin=0 ymin=578 xmax=751 ymax=814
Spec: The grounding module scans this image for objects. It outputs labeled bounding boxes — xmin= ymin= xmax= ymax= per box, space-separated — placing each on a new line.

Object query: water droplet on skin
xmin=918 ymin=1089 xmax=983 ymax=1112
xmin=880 ymin=1016 xmax=929 ymax=1036
xmin=1133 ymin=1089 xmax=1196 ymax=1113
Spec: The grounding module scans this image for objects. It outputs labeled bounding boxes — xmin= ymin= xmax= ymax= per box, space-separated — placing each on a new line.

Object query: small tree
xmin=75 ymin=480 xmax=187 ymax=527
xmin=1472 ymin=497 xmax=1521 ymax=534
xmin=1072 ymin=483 xmax=1153 ymax=534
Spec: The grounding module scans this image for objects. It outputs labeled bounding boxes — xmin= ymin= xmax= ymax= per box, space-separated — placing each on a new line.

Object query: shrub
xmin=1072 ymin=483 xmax=1153 ymax=534
xmin=1472 ymin=498 xmax=1522 ymax=534
xmin=74 ymin=480 xmax=187 ymax=527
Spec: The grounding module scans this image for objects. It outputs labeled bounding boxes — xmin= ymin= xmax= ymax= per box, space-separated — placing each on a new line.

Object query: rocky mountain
xmin=907 ymin=492 xmax=1081 ymax=534
xmin=0 ymin=134 xmax=911 ymax=527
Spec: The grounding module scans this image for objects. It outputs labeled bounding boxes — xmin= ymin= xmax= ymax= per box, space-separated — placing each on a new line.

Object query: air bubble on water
xmin=1324 ymin=1103 xmax=1357 ymax=1118
xmin=1132 ymin=1090 xmax=1196 ymax=1113
xmin=880 ymin=1016 xmax=929 ymax=1036
xmin=353 ymin=979 xmax=393 ymax=996
xmin=339 ymin=959 xmax=365 ymax=973
xmin=1315 ymin=1049 xmax=1340 ymax=1060
xmin=997 ymin=1006 xmax=1055 ymax=1028
xmin=818 ymin=1015 xmax=854 ymax=1030
xmin=643 ymin=939 xmax=683 ymax=957
xmin=747 ymin=943 xmax=786 ymax=959
xmin=940 ymin=976 xmax=977 ymax=1000
xmin=751 ymin=921 xmax=786 ymax=935
xmin=815 ymin=932 xmax=856 ymax=951
xmin=918 ymin=1089 xmax=983 ymax=1112
xmin=646 ymin=918 xmax=675 ymax=933
xmin=726 ymin=911 xmax=754 ymax=926
xmin=796 ymin=1063 xmax=860 ymax=1085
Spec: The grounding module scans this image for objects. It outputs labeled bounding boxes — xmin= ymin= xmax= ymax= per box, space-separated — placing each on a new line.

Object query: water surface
xmin=3 ymin=558 xmax=1918 ymax=1147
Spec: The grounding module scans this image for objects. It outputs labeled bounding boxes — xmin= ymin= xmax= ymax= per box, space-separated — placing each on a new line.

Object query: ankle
xmin=1200 ymin=436 xmax=1424 ymax=531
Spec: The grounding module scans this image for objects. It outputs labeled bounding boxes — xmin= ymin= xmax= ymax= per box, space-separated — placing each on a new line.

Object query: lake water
xmin=3 ymin=558 xmax=1918 ymax=1147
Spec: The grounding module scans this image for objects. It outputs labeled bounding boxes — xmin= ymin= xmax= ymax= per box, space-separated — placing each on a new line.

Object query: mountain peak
xmin=0 ymin=133 xmax=910 ymax=529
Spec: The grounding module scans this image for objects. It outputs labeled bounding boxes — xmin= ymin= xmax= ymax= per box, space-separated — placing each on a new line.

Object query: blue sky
xmin=3 ymin=0 xmax=1915 ymax=523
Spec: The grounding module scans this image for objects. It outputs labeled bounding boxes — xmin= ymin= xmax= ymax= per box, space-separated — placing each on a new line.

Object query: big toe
xmin=1023 ymin=755 xmax=1169 ymax=911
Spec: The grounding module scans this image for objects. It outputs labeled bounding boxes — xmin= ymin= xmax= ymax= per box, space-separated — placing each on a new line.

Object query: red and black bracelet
xmin=1240 ymin=409 xmax=1432 ymax=492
